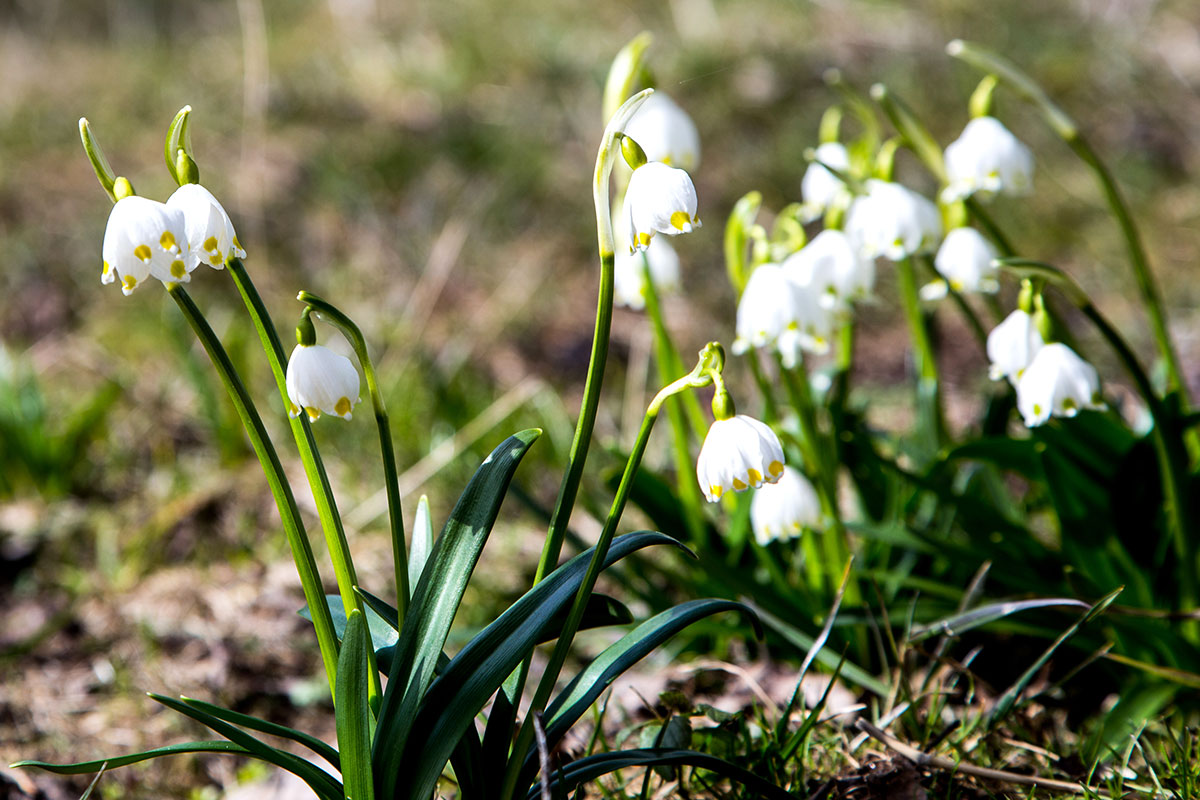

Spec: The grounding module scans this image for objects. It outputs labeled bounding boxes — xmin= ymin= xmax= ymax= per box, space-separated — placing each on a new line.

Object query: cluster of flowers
xmin=101 ymin=181 xmax=360 ymax=424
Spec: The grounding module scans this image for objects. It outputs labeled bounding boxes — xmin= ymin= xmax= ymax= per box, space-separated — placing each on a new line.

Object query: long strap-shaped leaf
xmin=531 ymin=748 xmax=795 ymax=800
xmin=373 ymin=429 xmax=541 ymax=798
xmin=514 ymin=599 xmax=755 ymax=788
xmin=148 ymin=694 xmax=343 ymax=799
xmin=395 ymin=531 xmax=686 ymax=800
xmin=178 ymin=697 xmax=340 ymax=768
xmin=13 ymin=741 xmax=249 ymax=774
xmin=337 ymin=610 xmax=375 ymax=800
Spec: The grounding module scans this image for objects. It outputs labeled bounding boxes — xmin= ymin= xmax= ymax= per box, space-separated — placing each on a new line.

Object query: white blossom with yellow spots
xmin=101 ymin=195 xmax=194 ymax=294
xmin=613 ymin=235 xmax=681 ymax=311
xmin=166 ymin=183 xmax=247 ymax=269
xmin=696 ymin=414 xmax=785 ymax=503
xmin=942 ymin=116 xmax=1034 ymax=203
xmin=784 ymin=229 xmax=874 ymax=311
xmin=732 ymin=262 xmax=836 ymax=366
xmin=844 ymin=179 xmax=942 ymax=262
xmin=800 ymin=141 xmax=851 ymax=222
xmin=922 ymin=226 xmax=1000 ymax=300
xmin=285 ymin=343 xmax=361 ymax=422
xmin=750 ymin=465 xmax=821 ymax=545
xmin=1016 ymin=342 xmax=1104 ymax=427
xmin=622 ymin=92 xmax=701 ymax=172
xmin=623 ymin=161 xmax=700 ymax=252
xmin=986 ymin=309 xmax=1044 ymax=385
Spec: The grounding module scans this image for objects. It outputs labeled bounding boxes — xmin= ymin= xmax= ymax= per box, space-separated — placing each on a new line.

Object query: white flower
xmin=942 ymin=116 xmax=1034 ymax=203
xmin=101 ymin=196 xmax=193 ymax=294
xmin=784 ymin=229 xmax=874 ymax=310
xmin=623 ymin=161 xmax=700 ymax=252
xmin=732 ymin=262 xmax=836 ymax=365
xmin=800 ymin=142 xmax=851 ymax=221
xmin=623 ymin=92 xmax=701 ymax=172
xmin=1016 ymin=343 xmax=1105 ymax=427
xmin=921 ymin=227 xmax=1000 ymax=300
xmin=285 ymin=344 xmax=361 ymax=421
xmin=844 ymin=179 xmax=942 ymax=261
xmin=166 ymin=183 xmax=247 ymax=269
xmin=987 ymin=309 xmax=1044 ymax=384
xmin=696 ymin=414 xmax=785 ymax=502
xmin=613 ymin=235 xmax=681 ymax=310
xmin=750 ymin=465 xmax=821 ymax=545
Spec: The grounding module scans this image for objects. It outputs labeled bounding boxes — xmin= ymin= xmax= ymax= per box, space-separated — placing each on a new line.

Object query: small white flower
xmin=732 ymin=262 xmax=836 ymax=365
xmin=285 ymin=344 xmax=361 ymax=421
xmin=166 ymin=183 xmax=247 ymax=269
xmin=942 ymin=116 xmax=1034 ymax=203
xmin=614 ymin=235 xmax=681 ymax=310
xmin=921 ymin=227 xmax=1000 ymax=300
xmin=800 ymin=142 xmax=851 ymax=221
xmin=623 ymin=92 xmax=701 ymax=172
xmin=696 ymin=414 xmax=785 ymax=502
xmin=844 ymin=179 xmax=942 ymax=261
xmin=101 ymin=196 xmax=193 ymax=294
xmin=784 ymin=229 xmax=874 ymax=310
xmin=987 ymin=309 xmax=1044 ymax=384
xmin=750 ymin=465 xmax=821 ymax=545
xmin=1016 ymin=342 xmax=1105 ymax=427
xmin=623 ymin=161 xmax=701 ymax=252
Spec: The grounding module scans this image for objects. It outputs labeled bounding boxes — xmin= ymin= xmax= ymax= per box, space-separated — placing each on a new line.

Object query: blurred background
xmin=3 ymin=0 xmax=1200 ymax=796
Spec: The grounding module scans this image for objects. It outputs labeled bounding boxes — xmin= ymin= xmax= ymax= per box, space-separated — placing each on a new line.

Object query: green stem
xmin=895 ymin=257 xmax=942 ymax=453
xmin=746 ymin=351 xmax=780 ymax=426
xmin=500 ymin=369 xmax=701 ymax=800
xmin=297 ymin=291 xmax=409 ymax=617
xmin=226 ymin=260 xmax=381 ymax=709
xmin=167 ymin=284 xmax=340 ymax=694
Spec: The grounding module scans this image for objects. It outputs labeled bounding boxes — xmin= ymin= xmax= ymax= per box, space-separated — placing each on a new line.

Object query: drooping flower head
xmin=732 ymin=262 xmax=836 ymax=366
xmin=622 ymin=92 xmax=700 ymax=172
xmin=286 ymin=343 xmax=361 ymax=422
xmin=750 ymin=465 xmax=821 ymax=545
xmin=987 ymin=309 xmax=1044 ymax=385
xmin=696 ymin=414 xmax=785 ymax=502
xmin=101 ymin=195 xmax=194 ymax=294
xmin=800 ymin=141 xmax=851 ymax=222
xmin=166 ymin=183 xmax=247 ymax=269
xmin=942 ymin=116 xmax=1034 ymax=203
xmin=783 ymin=229 xmax=874 ymax=311
xmin=1016 ymin=342 xmax=1105 ymax=427
xmin=614 ymin=235 xmax=681 ymax=310
xmin=844 ymin=179 xmax=942 ymax=261
xmin=922 ymin=226 xmax=1000 ymax=300
xmin=623 ymin=161 xmax=700 ymax=252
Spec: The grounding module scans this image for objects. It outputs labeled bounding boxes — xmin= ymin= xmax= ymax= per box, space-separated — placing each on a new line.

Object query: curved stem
xmin=226 ymin=260 xmax=381 ymax=709
xmin=896 ymin=257 xmax=943 ymax=454
xmin=298 ymin=291 xmax=409 ymax=618
xmin=167 ymin=283 xmax=340 ymax=694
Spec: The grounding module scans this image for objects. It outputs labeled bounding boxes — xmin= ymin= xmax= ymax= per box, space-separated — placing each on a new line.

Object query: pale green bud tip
xmin=969 ymin=74 xmax=999 ymax=119
xmin=113 ymin=177 xmax=135 ymax=199
xmin=296 ymin=312 xmax=317 ymax=346
xmin=946 ymin=39 xmax=965 ymax=56
xmin=1017 ymin=279 xmax=1035 ymax=313
xmin=712 ymin=388 xmax=736 ymax=420
xmin=175 ymin=149 xmax=200 ymax=185
xmin=620 ymin=134 xmax=648 ymax=170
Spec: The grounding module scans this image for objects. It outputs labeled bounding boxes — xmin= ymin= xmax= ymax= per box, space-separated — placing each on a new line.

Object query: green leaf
xmin=372 ymin=429 xmax=540 ymax=800
xmin=941 ymin=437 xmax=1045 ymax=478
xmin=178 ymin=698 xmax=340 ymax=768
xmin=148 ymin=694 xmax=343 ymax=799
xmin=1083 ymin=680 xmax=1175 ymax=765
xmin=409 ymin=495 xmax=433 ymax=597
xmin=531 ymin=748 xmax=794 ymax=800
xmin=909 ymin=598 xmax=1089 ymax=642
xmin=302 ymin=592 xmax=399 ymax=674
xmin=988 ymin=586 xmax=1123 ymax=727
xmin=12 ymin=741 xmax=249 ymax=775
xmin=336 ymin=610 xmax=375 ymax=800
xmin=396 ymin=531 xmax=686 ymax=800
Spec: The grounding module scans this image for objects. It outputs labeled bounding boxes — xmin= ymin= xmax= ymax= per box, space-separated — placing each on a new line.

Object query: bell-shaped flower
xmin=101 ymin=195 xmax=194 ymax=294
xmin=800 ymin=142 xmax=851 ymax=221
xmin=750 ymin=465 xmax=821 ymax=545
xmin=986 ymin=309 xmax=1044 ymax=385
xmin=166 ymin=183 xmax=247 ymax=269
xmin=622 ymin=92 xmax=700 ymax=172
xmin=614 ymin=235 xmax=681 ymax=310
xmin=285 ymin=343 xmax=361 ymax=421
xmin=942 ymin=116 xmax=1034 ymax=203
xmin=623 ymin=161 xmax=700 ymax=252
xmin=732 ymin=262 xmax=836 ymax=366
xmin=1016 ymin=342 xmax=1105 ymax=427
xmin=784 ymin=229 xmax=874 ymax=310
xmin=844 ymin=179 xmax=942 ymax=261
xmin=921 ymin=226 xmax=1000 ymax=300
xmin=696 ymin=414 xmax=785 ymax=502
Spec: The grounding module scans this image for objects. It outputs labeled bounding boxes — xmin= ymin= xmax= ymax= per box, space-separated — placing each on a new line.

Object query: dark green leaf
xmin=12 ymin=741 xmax=249 ymax=775
xmin=336 ymin=610 xmax=375 ymax=800
xmin=372 ymin=429 xmax=540 ymax=800
xmin=302 ymin=592 xmax=399 ymax=673
xmin=941 ymin=437 xmax=1045 ymax=478
xmin=909 ymin=598 xmax=1089 ymax=642
xmin=178 ymin=698 xmax=339 ymax=768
